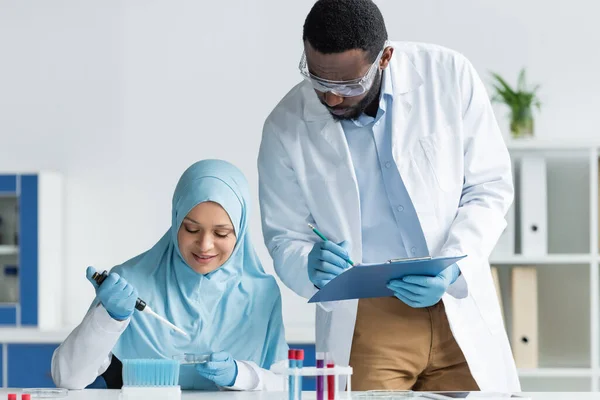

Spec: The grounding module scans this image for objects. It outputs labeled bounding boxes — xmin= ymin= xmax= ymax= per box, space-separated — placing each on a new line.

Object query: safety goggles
xmin=298 ymin=44 xmax=387 ymax=97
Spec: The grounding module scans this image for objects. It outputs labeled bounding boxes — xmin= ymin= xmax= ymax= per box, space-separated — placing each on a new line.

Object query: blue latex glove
xmin=195 ymin=351 xmax=238 ymax=387
xmin=387 ymin=263 xmax=461 ymax=308
xmin=307 ymin=240 xmax=352 ymax=289
xmin=86 ymin=266 xmax=138 ymax=321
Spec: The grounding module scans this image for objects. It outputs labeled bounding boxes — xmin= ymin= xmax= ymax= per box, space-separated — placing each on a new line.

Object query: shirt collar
xmin=347 ymin=66 xmax=393 ymax=127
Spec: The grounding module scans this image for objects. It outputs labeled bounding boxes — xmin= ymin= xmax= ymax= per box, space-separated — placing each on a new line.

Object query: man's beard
xmin=327 ymin=70 xmax=382 ymax=121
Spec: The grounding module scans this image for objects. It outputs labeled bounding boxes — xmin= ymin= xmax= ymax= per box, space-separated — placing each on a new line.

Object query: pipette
xmin=92 ymin=270 xmax=188 ymax=337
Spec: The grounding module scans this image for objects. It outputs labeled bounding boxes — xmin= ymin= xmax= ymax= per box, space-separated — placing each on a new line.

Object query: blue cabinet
xmin=0 ymin=175 xmax=17 ymax=193
xmin=0 ymin=173 xmax=62 ymax=328
xmin=0 ymin=174 xmax=19 ymax=326
xmin=0 ymin=307 xmax=17 ymax=325
xmin=6 ymin=344 xmax=59 ymax=388
xmin=19 ymin=175 xmax=38 ymax=326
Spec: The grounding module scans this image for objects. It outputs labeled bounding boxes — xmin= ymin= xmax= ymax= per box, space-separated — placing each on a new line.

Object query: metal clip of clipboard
xmin=386 ymin=256 xmax=432 ymax=263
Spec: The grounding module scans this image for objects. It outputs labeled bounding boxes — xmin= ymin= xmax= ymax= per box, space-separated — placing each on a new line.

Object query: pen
xmin=307 ymin=224 xmax=355 ymax=266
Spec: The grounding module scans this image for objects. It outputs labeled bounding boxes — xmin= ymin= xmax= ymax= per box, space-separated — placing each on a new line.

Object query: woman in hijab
xmin=52 ymin=160 xmax=288 ymax=391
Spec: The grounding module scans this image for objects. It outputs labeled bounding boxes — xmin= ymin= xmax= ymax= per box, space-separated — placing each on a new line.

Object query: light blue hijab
xmin=109 ymin=160 xmax=288 ymax=390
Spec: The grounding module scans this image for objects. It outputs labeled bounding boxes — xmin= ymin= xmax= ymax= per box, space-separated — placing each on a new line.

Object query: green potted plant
xmin=490 ymin=68 xmax=541 ymax=138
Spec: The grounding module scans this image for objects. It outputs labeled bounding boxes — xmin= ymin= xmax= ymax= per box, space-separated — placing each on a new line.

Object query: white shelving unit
xmin=490 ymin=139 xmax=600 ymax=392
xmin=517 ymin=368 xmax=595 ymax=378
xmin=492 ymin=254 xmax=595 ymax=265
xmin=0 ymin=246 xmax=18 ymax=256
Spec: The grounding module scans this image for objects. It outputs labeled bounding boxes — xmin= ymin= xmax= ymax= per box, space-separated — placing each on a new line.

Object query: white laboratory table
xmin=0 ymin=391 xmax=598 ymax=400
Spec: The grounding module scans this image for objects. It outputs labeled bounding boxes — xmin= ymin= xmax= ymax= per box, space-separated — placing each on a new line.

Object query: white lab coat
xmin=258 ymin=41 xmax=520 ymax=392
xmin=51 ymin=304 xmax=285 ymax=391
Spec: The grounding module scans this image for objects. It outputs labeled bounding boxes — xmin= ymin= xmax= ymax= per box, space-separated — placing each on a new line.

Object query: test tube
xmin=288 ymin=349 xmax=297 ymax=400
xmin=326 ymin=353 xmax=335 ymax=400
xmin=316 ymin=352 xmax=325 ymax=400
xmin=295 ymin=349 xmax=304 ymax=400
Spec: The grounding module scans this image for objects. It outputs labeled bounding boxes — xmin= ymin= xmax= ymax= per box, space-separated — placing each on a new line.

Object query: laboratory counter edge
xmin=0 ymin=389 xmax=595 ymax=400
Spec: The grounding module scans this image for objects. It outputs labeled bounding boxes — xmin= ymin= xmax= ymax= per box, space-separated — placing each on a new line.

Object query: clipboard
xmin=308 ymin=255 xmax=467 ymax=303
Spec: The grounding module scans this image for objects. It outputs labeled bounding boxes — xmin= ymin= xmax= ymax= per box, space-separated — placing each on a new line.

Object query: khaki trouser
xmin=349 ymin=297 xmax=479 ymax=391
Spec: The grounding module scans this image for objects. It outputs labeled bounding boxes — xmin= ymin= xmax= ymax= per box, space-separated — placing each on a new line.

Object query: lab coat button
xmin=397 ymin=205 xmax=404 ymax=212
xmin=411 ymin=247 xmax=416 ymax=254
xmin=385 ymin=162 xmax=392 ymax=169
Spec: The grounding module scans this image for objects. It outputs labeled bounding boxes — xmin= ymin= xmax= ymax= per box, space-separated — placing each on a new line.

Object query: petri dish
xmin=366 ymin=390 xmax=414 ymax=399
xmin=172 ymin=353 xmax=211 ymax=365
xmin=22 ymin=388 xmax=68 ymax=398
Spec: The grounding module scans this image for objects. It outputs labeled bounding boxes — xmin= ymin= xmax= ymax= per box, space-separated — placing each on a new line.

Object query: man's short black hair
xmin=302 ymin=0 xmax=388 ymax=63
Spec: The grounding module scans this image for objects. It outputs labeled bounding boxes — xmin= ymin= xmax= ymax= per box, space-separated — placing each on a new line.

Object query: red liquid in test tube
xmin=327 ymin=360 xmax=335 ymax=400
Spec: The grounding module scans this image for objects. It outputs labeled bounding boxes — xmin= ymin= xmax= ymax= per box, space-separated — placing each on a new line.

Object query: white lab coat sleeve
xmin=258 ymin=119 xmax=319 ymax=301
xmin=440 ymin=56 xmax=514 ymax=299
xmin=51 ymin=304 xmax=130 ymax=389
xmin=224 ymin=359 xmax=287 ymax=391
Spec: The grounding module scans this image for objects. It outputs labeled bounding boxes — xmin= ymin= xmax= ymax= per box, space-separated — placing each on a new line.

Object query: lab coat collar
xmin=390 ymin=51 xmax=424 ymax=95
